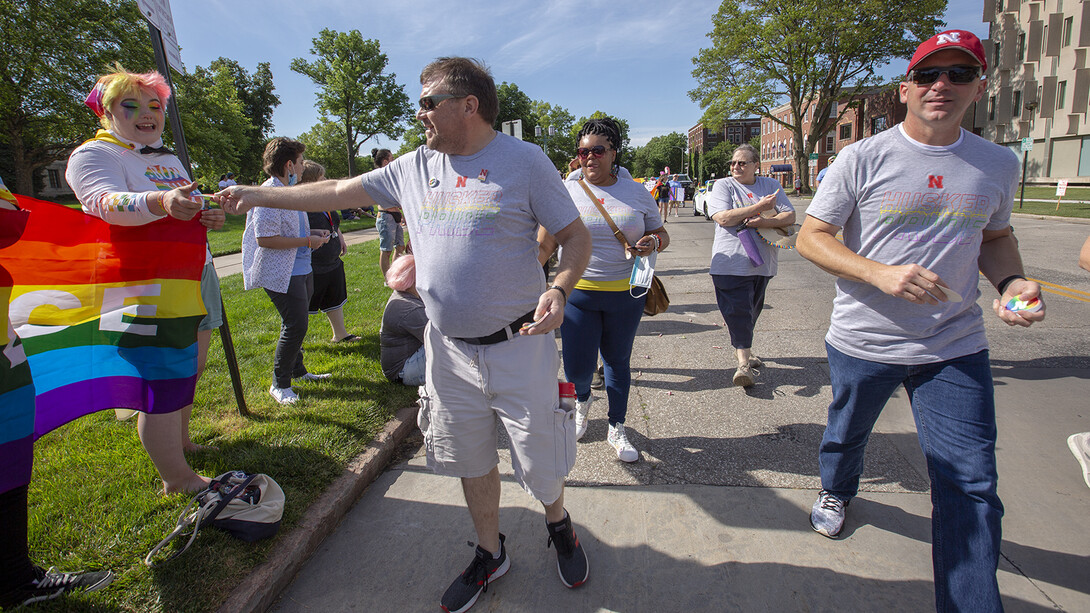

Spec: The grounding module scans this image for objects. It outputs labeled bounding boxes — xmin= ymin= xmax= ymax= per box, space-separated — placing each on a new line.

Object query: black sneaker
xmin=0 ymin=566 xmax=114 ymax=608
xmin=546 ymin=512 xmax=588 ymax=588
xmin=440 ymin=534 xmax=510 ymax=613
xmin=590 ymin=364 xmax=605 ymax=390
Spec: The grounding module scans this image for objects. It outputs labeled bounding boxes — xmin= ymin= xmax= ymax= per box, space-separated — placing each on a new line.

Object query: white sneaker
xmin=294 ymin=372 xmax=332 ymax=382
xmin=574 ymin=398 xmax=593 ymax=441
xmin=607 ymin=423 xmax=638 ymax=463
xmin=269 ymin=384 xmax=298 ymax=404
xmin=1068 ymin=432 xmax=1090 ymax=489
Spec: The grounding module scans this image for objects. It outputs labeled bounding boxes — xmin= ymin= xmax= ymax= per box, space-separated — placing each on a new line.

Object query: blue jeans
xmin=398 ymin=346 xmax=426 ymax=386
xmin=560 ymin=288 xmax=646 ymax=425
xmin=820 ymin=343 xmax=1003 ymax=612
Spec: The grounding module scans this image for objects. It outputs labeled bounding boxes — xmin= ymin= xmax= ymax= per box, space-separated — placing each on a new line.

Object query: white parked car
xmin=693 ymin=179 xmax=717 ymax=219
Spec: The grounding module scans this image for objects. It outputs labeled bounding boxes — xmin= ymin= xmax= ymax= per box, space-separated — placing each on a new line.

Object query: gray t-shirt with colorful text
xmin=806 ymin=125 xmax=1018 ymax=365
xmin=359 ymin=133 xmax=580 ymax=338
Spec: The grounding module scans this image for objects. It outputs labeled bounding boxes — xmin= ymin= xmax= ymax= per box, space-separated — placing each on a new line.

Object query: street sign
xmin=501 ymin=120 xmax=523 ymax=140
xmin=1021 ymin=137 xmax=1034 ymax=152
xmin=136 ymin=0 xmax=183 ymax=73
xmin=1057 ymin=179 xmax=1069 ymax=196
xmin=808 ymin=153 xmax=819 ymax=160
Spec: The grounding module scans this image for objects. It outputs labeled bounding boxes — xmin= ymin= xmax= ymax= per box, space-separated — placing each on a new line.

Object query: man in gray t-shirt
xmin=796 ymin=30 xmax=1044 ymax=612
xmin=216 ymin=58 xmax=592 ymax=612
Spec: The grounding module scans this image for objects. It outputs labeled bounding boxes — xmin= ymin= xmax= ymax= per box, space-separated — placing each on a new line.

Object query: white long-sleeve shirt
xmin=66 ymin=130 xmax=212 ymax=263
xmin=66 ymin=130 xmax=190 ymax=226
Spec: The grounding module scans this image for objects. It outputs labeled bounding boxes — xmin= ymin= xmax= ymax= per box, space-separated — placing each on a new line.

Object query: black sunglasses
xmin=908 ymin=65 xmax=980 ymax=85
xmin=576 ymin=145 xmax=608 ymax=159
xmin=418 ymin=93 xmax=465 ymax=111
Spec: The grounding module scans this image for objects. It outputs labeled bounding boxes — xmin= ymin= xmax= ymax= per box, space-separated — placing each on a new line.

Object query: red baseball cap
xmin=907 ymin=30 xmax=987 ymax=74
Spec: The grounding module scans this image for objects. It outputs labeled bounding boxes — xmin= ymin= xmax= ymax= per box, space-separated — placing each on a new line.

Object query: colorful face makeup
xmin=106 ymin=88 xmax=165 ymax=146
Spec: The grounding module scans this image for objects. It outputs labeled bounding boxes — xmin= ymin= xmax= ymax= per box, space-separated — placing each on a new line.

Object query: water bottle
xmin=559 ymin=381 xmax=576 ymax=413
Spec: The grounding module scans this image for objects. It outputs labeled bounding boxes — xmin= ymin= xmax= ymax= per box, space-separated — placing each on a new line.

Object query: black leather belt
xmin=455 ymin=310 xmax=536 ymax=345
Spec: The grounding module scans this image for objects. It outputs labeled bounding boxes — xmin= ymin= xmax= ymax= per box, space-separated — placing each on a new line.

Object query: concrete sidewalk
xmin=246 ymin=205 xmax=1088 ymax=613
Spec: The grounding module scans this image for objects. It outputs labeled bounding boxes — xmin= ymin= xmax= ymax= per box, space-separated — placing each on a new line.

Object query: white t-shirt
xmin=359 ymin=132 xmax=580 ymax=338
xmin=806 ymin=125 xmax=1019 ymax=364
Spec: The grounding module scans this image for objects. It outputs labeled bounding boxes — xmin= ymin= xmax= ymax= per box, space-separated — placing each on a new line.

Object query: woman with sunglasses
xmin=707 ymin=144 xmax=795 ymax=388
xmin=540 ymin=117 xmax=668 ymax=462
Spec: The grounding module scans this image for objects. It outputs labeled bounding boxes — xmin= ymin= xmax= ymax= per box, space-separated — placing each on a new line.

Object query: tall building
xmin=978 ymin=0 xmax=1090 ymax=181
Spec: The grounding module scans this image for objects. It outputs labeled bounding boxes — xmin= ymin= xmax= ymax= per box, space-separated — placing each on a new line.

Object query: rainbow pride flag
xmin=0 ymin=195 xmax=207 ymax=438
xmin=0 ymin=201 xmax=35 ymax=494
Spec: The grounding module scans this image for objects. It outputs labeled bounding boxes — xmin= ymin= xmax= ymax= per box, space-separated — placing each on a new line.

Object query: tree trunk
xmin=9 ymin=129 xmax=36 ymax=198
xmin=344 ymin=116 xmax=356 ymax=178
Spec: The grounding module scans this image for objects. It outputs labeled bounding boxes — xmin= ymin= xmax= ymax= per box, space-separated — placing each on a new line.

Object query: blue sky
xmin=170 ymin=1 xmax=988 ymax=150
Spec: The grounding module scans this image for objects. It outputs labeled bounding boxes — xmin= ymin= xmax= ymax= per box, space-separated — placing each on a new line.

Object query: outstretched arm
xmin=214 ymin=176 xmax=377 ymax=215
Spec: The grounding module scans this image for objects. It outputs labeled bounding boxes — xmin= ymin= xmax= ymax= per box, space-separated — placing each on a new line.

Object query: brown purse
xmin=577 ymin=180 xmax=669 ymax=316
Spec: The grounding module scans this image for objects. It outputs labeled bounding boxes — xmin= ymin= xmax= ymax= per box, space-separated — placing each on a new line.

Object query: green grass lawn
xmin=25 ymin=240 xmax=417 ymax=612
xmin=207 ymin=212 xmax=377 ymax=257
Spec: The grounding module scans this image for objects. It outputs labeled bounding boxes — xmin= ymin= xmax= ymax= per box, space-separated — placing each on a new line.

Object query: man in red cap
xmin=797 ymin=30 xmax=1044 ymax=612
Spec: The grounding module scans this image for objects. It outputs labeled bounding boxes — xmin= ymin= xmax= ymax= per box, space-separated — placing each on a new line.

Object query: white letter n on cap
xmin=937 ymin=33 xmax=960 ymax=45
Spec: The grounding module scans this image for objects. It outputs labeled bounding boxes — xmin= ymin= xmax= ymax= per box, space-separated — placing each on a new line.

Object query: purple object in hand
xmin=737 ymin=227 xmax=764 ymax=267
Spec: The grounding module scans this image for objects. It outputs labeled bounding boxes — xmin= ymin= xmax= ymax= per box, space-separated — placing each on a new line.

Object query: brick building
xmin=687 ymin=118 xmax=762 ymax=154
xmin=759 ymin=87 xmax=912 ymax=188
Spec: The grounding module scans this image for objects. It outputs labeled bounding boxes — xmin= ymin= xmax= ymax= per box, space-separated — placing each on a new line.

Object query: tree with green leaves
xmin=0 ymin=0 xmax=150 ymax=196
xmin=630 ymin=132 xmax=687 ymax=178
xmin=298 ymin=117 xmax=370 ymax=179
xmin=702 ymin=140 xmax=737 ymax=181
xmin=530 ymin=100 xmax=576 ymax=170
xmin=496 ymin=82 xmax=538 ymax=140
xmin=689 ymin=0 xmax=945 ymax=192
xmin=398 ymin=121 xmax=426 ymax=156
xmin=172 ymin=62 xmax=255 ymax=188
xmin=207 ymin=58 xmax=280 ymax=184
xmin=291 ymin=29 xmax=412 ymax=177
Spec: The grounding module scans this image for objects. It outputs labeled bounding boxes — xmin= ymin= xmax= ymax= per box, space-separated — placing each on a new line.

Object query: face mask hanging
xmin=629 ymin=251 xmax=657 ymax=297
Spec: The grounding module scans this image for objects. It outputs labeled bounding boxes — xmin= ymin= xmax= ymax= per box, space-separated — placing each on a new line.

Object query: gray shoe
xmin=748 ymin=356 xmax=764 ymax=369
xmin=810 ymin=490 xmax=849 ymax=538
xmin=733 ymin=364 xmax=756 ymax=387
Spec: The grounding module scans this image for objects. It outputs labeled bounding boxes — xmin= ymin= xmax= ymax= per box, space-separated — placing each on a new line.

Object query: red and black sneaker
xmin=546 ymin=512 xmax=589 ymax=588
xmin=440 ymin=534 xmax=509 ymax=613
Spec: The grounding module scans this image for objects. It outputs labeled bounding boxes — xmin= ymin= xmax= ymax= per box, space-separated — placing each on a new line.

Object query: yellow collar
xmin=83 ymin=130 xmax=136 ymax=151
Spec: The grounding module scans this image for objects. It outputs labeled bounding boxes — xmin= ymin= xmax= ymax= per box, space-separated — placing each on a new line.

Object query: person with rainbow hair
xmin=66 ymin=64 xmax=225 ymax=494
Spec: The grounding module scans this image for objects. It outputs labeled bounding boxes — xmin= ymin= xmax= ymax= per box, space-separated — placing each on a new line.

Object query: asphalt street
xmin=259 ymin=199 xmax=1090 ymax=613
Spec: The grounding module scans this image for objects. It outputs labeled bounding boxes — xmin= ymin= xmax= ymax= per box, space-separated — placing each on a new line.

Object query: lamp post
xmin=535 ymin=124 xmax=555 ymax=159
xmin=1019 ymin=101 xmax=1038 ymax=209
